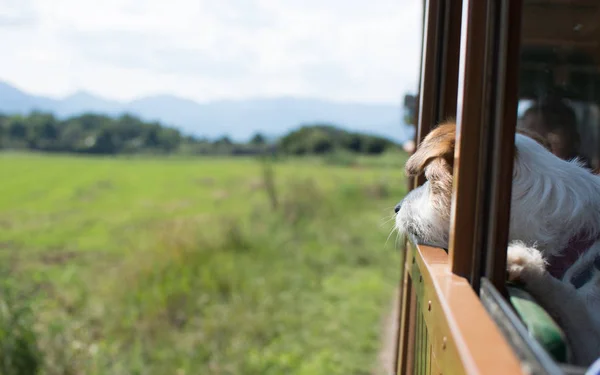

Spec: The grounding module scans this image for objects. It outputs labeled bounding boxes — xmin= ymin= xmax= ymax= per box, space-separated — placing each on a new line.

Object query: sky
xmin=0 ymin=0 xmax=422 ymax=104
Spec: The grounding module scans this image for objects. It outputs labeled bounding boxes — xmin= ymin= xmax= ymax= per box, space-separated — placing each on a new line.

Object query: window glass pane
xmin=517 ymin=0 xmax=600 ymax=172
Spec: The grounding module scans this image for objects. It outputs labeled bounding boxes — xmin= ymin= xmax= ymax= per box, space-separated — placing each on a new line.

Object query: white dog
xmin=395 ymin=121 xmax=600 ymax=366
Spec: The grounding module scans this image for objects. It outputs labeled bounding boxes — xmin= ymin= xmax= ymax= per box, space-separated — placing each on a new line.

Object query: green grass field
xmin=0 ymin=151 xmax=407 ymax=375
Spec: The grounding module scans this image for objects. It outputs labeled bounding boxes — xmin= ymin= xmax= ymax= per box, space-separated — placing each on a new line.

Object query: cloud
xmin=0 ymin=0 xmax=422 ymax=103
xmin=0 ymin=0 xmax=38 ymax=27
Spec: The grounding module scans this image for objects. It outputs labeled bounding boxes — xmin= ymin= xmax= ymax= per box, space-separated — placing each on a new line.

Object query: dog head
xmin=395 ymin=120 xmax=598 ymax=253
xmin=394 ymin=122 xmax=455 ymax=248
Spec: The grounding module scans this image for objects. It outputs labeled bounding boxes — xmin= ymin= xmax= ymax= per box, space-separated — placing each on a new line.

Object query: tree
xmin=364 ymin=137 xmax=388 ymax=154
xmin=0 ymin=111 xmax=399 ymax=157
xmin=308 ymin=130 xmax=334 ymax=154
xmin=214 ymin=136 xmax=232 ymax=146
xmin=157 ymin=127 xmax=182 ymax=152
xmin=143 ymin=125 xmax=161 ymax=148
xmin=346 ymin=134 xmax=363 ymax=152
xmin=8 ymin=117 xmax=27 ymax=139
xmin=59 ymin=120 xmax=85 ymax=151
xmin=250 ymin=132 xmax=266 ymax=145
xmin=91 ymin=129 xmax=116 ymax=154
xmin=25 ymin=112 xmax=58 ymax=150
xmin=0 ymin=116 xmax=5 ymax=148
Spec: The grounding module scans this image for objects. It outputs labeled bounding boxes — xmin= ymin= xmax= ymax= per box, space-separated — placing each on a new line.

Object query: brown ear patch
xmin=405 ymin=121 xmax=456 ymax=177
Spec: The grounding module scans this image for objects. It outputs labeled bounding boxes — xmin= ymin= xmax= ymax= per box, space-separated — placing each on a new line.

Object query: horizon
xmin=0 ymin=77 xmax=416 ymax=142
xmin=0 ymin=79 xmax=407 ymax=107
xmin=0 ymin=0 xmax=422 ymax=105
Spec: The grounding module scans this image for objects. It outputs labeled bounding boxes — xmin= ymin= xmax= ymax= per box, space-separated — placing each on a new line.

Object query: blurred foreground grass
xmin=0 ymin=151 xmax=407 ymax=375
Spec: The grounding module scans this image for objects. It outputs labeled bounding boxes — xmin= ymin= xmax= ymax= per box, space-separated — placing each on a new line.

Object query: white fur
xmin=395 ymin=182 xmax=449 ymax=249
xmin=396 ymin=133 xmax=600 ymax=366
xmin=508 ymin=135 xmax=600 ymax=256
xmin=506 ymin=241 xmax=547 ymax=282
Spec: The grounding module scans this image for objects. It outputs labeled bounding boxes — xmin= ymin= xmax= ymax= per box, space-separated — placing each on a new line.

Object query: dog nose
xmin=394 ymin=201 xmax=403 ymax=213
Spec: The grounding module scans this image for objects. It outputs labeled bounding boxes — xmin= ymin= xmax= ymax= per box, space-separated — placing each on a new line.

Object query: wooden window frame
xmin=449 ymin=0 xmax=523 ymax=293
xmin=395 ymin=0 xmax=528 ymax=373
xmin=414 ymin=0 xmax=462 ymax=188
xmin=394 ymin=0 xmax=463 ymax=372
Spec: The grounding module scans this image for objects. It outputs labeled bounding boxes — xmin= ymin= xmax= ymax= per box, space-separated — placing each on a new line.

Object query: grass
xmin=0 ymin=151 xmax=407 ymax=375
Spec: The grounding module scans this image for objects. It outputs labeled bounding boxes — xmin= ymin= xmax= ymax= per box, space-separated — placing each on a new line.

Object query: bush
xmin=0 ymin=269 xmax=42 ymax=375
xmin=279 ymin=124 xmax=396 ymax=156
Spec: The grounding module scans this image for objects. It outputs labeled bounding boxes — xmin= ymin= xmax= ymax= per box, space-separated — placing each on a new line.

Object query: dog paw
xmin=507 ymin=242 xmax=547 ymax=283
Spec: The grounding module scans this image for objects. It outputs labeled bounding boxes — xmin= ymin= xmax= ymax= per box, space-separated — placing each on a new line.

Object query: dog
xmin=394 ymin=121 xmax=600 ymax=366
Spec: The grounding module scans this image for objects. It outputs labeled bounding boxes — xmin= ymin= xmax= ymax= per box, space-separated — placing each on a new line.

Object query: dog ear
xmin=405 ymin=121 xmax=456 ymax=177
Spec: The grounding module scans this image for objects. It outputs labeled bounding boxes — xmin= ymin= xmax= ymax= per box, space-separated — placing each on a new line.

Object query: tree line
xmin=0 ymin=111 xmax=399 ymax=156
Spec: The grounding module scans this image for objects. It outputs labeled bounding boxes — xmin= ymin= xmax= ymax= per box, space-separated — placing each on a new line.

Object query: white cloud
xmin=0 ymin=0 xmax=422 ymax=104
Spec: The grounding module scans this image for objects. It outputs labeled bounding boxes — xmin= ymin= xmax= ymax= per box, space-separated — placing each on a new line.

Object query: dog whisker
xmin=384 ymin=226 xmax=397 ymax=247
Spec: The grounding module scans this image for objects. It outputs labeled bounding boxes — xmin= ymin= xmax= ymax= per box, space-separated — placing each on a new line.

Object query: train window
xmin=511 ymin=0 xmax=600 ymax=369
xmin=395 ymin=1 xmax=600 ymax=373
xmin=516 ymin=0 xmax=600 ymax=172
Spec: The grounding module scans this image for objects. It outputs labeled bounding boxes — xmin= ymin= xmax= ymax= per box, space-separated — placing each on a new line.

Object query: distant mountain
xmin=0 ymin=81 xmax=57 ymax=113
xmin=55 ymin=91 xmax=122 ymax=116
xmin=0 ymin=81 xmax=414 ymax=142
